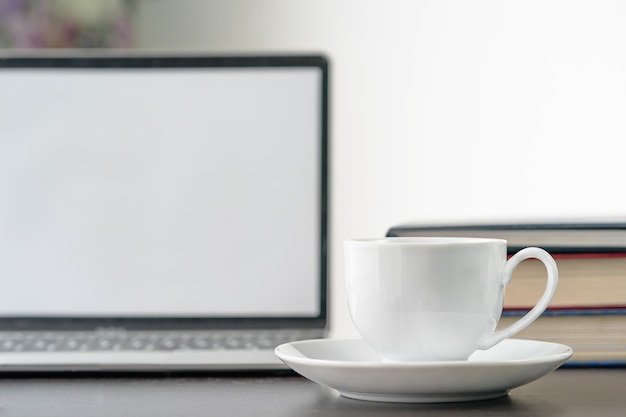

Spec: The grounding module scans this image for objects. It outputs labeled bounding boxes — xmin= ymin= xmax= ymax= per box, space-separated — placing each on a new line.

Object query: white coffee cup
xmin=344 ymin=237 xmax=558 ymax=362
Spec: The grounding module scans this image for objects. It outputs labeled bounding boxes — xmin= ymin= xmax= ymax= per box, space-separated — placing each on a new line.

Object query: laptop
xmin=0 ymin=54 xmax=329 ymax=372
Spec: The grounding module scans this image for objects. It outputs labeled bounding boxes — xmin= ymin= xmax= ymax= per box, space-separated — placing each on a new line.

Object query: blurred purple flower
xmin=0 ymin=0 xmax=134 ymax=48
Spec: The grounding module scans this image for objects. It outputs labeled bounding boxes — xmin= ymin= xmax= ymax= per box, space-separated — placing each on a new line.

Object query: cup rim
xmin=346 ymin=237 xmax=507 ymax=246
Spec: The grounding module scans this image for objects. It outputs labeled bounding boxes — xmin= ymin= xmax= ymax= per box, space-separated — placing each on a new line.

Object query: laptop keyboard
xmin=0 ymin=330 xmax=310 ymax=353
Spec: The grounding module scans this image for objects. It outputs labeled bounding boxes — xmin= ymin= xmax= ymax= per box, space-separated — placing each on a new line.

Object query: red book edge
xmin=507 ymin=252 xmax=626 ymax=260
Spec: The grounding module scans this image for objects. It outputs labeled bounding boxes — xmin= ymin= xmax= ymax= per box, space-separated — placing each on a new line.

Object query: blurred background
xmin=2 ymin=0 xmax=626 ymax=337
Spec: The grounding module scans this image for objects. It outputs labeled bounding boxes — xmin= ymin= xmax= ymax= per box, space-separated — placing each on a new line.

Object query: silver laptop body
xmin=0 ymin=54 xmax=329 ymax=371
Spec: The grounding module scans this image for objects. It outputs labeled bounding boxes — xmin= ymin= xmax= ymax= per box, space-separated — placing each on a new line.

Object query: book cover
xmin=387 ymin=220 xmax=626 ymax=253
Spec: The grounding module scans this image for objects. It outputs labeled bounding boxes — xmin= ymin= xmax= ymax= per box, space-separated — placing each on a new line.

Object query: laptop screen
xmin=0 ymin=55 xmax=328 ymax=330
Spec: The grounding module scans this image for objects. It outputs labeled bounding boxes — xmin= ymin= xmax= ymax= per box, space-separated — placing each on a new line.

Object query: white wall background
xmin=135 ymin=0 xmax=626 ymax=337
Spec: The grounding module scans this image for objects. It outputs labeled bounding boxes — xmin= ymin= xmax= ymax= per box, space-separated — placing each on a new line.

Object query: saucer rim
xmin=275 ymin=338 xmax=574 ymax=368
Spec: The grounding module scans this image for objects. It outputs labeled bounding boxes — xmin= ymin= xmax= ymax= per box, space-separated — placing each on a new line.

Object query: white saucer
xmin=275 ymin=338 xmax=572 ymax=403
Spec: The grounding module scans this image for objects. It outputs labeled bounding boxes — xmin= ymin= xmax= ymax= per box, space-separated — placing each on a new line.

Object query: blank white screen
xmin=0 ymin=66 xmax=322 ymax=317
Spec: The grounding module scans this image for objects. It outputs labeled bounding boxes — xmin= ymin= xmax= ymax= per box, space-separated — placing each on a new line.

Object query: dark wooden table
xmin=0 ymin=368 xmax=622 ymax=416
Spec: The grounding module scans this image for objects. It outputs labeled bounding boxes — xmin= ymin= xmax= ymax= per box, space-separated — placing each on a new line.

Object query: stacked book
xmin=387 ymin=220 xmax=626 ymax=366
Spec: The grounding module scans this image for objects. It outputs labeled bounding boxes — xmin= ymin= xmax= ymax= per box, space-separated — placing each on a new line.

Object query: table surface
xmin=0 ymin=368 xmax=623 ymax=417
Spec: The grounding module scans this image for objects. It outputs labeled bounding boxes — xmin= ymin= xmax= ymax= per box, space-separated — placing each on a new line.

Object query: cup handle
xmin=477 ymin=247 xmax=559 ymax=350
